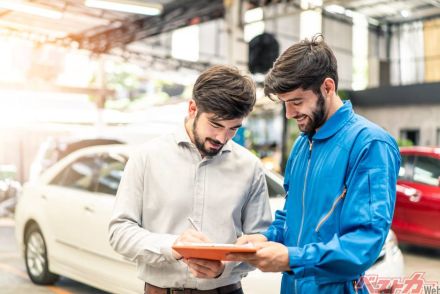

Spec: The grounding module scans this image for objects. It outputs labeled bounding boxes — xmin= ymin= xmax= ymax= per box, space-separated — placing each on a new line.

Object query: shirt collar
xmin=175 ymin=120 xmax=192 ymax=144
xmin=302 ymin=100 xmax=354 ymax=141
xmin=174 ymin=120 xmax=232 ymax=155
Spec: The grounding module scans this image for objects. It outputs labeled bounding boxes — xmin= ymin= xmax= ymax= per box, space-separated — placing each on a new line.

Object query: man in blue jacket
xmin=228 ymin=35 xmax=400 ymax=293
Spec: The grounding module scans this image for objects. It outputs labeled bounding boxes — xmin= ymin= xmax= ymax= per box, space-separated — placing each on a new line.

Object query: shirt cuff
xmin=159 ymin=234 xmax=180 ymax=262
xmin=261 ymin=230 xmax=274 ymax=242
xmin=215 ymin=261 xmax=235 ymax=279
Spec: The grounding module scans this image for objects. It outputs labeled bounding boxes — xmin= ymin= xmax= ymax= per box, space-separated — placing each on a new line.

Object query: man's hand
xmin=185 ymin=258 xmax=225 ymax=279
xmin=236 ymin=233 xmax=267 ymax=245
xmin=172 ymin=229 xmax=211 ymax=260
xmin=227 ymin=241 xmax=290 ymax=272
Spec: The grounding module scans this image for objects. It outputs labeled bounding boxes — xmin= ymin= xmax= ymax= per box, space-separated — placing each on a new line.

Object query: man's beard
xmin=192 ymin=115 xmax=225 ymax=157
xmin=300 ymin=92 xmax=327 ymax=134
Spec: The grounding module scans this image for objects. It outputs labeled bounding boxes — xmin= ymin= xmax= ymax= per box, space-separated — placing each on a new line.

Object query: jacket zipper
xmin=315 ymin=188 xmax=347 ymax=232
xmin=295 ymin=140 xmax=313 ymax=294
xmin=353 ymin=280 xmax=358 ymax=293
xmin=297 ymin=140 xmax=313 ymax=246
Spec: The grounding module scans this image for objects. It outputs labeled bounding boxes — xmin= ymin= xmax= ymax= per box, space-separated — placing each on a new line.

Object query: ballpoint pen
xmin=187 ymin=217 xmax=200 ymax=232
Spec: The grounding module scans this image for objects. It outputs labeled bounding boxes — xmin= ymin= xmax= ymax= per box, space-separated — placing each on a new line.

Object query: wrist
xmin=214 ymin=262 xmax=225 ymax=279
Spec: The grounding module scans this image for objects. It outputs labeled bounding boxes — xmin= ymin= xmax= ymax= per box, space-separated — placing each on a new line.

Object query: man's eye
xmin=286 ymin=100 xmax=301 ymax=106
xmin=211 ymin=124 xmax=221 ymax=128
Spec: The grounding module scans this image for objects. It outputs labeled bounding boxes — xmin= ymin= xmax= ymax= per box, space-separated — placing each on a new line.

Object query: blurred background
xmin=0 ymin=0 xmax=439 ymax=293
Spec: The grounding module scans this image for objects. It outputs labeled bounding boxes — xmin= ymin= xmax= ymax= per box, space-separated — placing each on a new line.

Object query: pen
xmin=187 ymin=217 xmax=200 ymax=232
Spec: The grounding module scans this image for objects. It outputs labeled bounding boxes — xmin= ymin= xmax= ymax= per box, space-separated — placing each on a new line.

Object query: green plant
xmin=397 ymin=138 xmax=414 ymax=147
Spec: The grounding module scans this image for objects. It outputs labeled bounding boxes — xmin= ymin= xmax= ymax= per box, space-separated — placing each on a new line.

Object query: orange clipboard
xmin=172 ymin=243 xmax=257 ymax=261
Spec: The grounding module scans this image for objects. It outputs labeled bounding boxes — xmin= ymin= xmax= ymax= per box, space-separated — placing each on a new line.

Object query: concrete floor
xmin=401 ymin=244 xmax=440 ymax=282
xmin=1 ymin=217 xmax=440 ymax=294
xmin=0 ymin=218 xmax=108 ymax=294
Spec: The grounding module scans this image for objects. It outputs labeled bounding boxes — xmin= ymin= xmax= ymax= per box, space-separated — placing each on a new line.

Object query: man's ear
xmin=322 ymin=78 xmax=336 ymax=96
xmin=188 ymin=99 xmax=198 ymax=119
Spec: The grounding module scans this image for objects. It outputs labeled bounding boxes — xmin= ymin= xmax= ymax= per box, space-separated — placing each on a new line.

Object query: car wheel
xmin=24 ymin=223 xmax=59 ymax=285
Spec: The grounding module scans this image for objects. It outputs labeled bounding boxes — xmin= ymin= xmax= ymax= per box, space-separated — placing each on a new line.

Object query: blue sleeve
xmin=262 ymin=207 xmax=287 ymax=243
xmin=285 ymin=140 xmax=400 ymax=284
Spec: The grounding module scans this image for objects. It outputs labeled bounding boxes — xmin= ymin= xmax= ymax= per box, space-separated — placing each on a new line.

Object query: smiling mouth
xmin=296 ymin=115 xmax=307 ymax=122
xmin=207 ymin=140 xmax=223 ymax=149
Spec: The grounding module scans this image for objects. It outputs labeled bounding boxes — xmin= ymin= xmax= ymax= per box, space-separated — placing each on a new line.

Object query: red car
xmin=392 ymin=147 xmax=440 ymax=248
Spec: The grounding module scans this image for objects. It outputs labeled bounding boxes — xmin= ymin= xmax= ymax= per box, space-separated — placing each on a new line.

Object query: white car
xmin=15 ymin=144 xmax=404 ymax=294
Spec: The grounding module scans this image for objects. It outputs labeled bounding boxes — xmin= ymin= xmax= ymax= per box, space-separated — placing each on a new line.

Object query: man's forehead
xmin=277 ymin=88 xmax=308 ymax=100
xmin=203 ymin=113 xmax=243 ymax=125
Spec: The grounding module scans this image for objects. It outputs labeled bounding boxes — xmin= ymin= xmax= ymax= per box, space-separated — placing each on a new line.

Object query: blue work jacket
xmin=263 ymin=101 xmax=400 ymax=293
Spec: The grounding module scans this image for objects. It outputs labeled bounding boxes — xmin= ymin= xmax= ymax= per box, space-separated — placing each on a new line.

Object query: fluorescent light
xmin=400 ymin=9 xmax=410 ymax=18
xmin=171 ymin=25 xmax=199 ymax=62
xmin=85 ymin=0 xmax=162 ymax=16
xmin=0 ymin=1 xmax=63 ymax=19
xmin=325 ymin=4 xmax=345 ymax=15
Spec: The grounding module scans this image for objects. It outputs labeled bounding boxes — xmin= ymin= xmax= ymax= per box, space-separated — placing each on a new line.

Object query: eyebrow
xmin=284 ymin=97 xmax=302 ymax=103
xmin=208 ymin=119 xmax=242 ymax=129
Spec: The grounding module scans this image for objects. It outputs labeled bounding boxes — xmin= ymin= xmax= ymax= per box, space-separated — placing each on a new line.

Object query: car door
xmin=44 ymin=154 xmax=99 ymax=268
xmin=396 ymin=154 xmax=440 ymax=246
xmin=402 ymin=155 xmax=440 ymax=245
xmin=79 ymin=151 xmax=142 ymax=293
xmin=393 ymin=154 xmax=415 ymax=233
xmin=265 ymin=170 xmax=286 ymax=215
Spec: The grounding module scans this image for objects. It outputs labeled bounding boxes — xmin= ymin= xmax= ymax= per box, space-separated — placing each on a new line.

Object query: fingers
xmin=235 ymin=234 xmax=267 ymax=245
xmin=226 ymin=242 xmax=290 ymax=272
xmin=173 ymin=229 xmax=212 ymax=260
xmin=186 ymin=259 xmax=225 ymax=278
xmin=175 ymin=229 xmax=212 ymax=245
xmin=225 ymin=252 xmax=258 ymax=263
xmin=235 ymin=235 xmax=249 ymax=245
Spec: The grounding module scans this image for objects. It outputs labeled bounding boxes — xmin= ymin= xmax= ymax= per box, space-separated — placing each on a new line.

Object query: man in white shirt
xmin=109 ymin=65 xmax=272 ymax=294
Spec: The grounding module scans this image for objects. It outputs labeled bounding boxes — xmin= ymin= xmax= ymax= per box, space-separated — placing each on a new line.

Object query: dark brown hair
xmin=264 ymin=34 xmax=338 ymax=98
xmin=193 ymin=65 xmax=256 ymax=120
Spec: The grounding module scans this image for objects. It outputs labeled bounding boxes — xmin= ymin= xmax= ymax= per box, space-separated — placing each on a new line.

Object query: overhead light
xmin=325 ymin=4 xmax=345 ymax=15
xmin=400 ymin=9 xmax=410 ymax=18
xmin=0 ymin=1 xmax=63 ymax=19
xmin=85 ymin=0 xmax=162 ymax=16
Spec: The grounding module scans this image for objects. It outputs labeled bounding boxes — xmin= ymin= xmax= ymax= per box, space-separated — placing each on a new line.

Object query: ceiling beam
xmin=0 ymin=81 xmax=114 ymax=97
xmin=65 ymin=0 xmax=225 ymax=53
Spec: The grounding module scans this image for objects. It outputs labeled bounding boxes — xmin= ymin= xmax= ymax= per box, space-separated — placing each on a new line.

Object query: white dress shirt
xmin=109 ymin=122 xmax=272 ymax=290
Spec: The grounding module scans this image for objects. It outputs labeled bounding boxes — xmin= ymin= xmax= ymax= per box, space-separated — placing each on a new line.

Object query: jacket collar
xmin=302 ymin=100 xmax=354 ymax=141
xmin=174 ymin=120 xmax=232 ymax=154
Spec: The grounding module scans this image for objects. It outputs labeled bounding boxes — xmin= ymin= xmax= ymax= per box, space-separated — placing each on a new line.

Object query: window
xmin=95 ymin=153 xmax=127 ymax=196
xmin=265 ymin=173 xmax=285 ymax=198
xmin=399 ymin=129 xmax=420 ymax=145
xmin=437 ymin=128 xmax=440 ymax=146
xmin=51 ymin=156 xmax=97 ymax=192
xmin=413 ymin=156 xmax=440 ymax=186
xmin=398 ymin=155 xmax=414 ymax=180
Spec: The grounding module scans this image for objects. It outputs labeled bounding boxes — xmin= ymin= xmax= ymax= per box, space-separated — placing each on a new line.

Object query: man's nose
xmin=285 ymin=103 xmax=298 ymax=119
xmin=215 ymin=130 xmax=229 ymax=144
